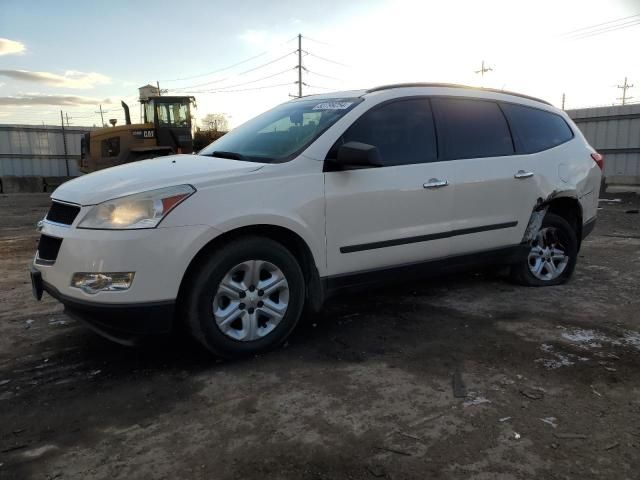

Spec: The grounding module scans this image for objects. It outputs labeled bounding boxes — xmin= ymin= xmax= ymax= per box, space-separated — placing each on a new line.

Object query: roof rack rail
xmin=365 ymin=83 xmax=552 ymax=106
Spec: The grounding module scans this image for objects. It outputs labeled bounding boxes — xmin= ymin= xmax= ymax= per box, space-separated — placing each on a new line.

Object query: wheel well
xmin=177 ymin=225 xmax=323 ymax=313
xmin=545 ymin=197 xmax=583 ymax=246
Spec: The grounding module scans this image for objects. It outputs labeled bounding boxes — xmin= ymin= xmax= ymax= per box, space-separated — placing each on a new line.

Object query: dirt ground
xmin=1 ymin=192 xmax=639 ymax=480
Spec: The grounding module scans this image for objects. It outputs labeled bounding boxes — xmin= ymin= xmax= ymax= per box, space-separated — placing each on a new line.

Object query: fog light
xmin=71 ymin=272 xmax=134 ymax=294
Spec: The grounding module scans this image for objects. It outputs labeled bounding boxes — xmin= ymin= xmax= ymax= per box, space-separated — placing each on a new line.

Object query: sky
xmin=1 ymin=0 xmax=639 ymax=128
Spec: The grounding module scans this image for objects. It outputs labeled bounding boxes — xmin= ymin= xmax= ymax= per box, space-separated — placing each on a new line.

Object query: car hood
xmin=52 ymin=155 xmax=264 ymax=205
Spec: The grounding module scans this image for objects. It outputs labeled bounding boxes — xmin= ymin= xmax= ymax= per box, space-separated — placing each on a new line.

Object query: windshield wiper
xmin=211 ymin=150 xmax=248 ymax=161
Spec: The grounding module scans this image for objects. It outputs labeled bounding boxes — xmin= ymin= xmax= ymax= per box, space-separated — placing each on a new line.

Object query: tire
xmin=510 ymin=213 xmax=578 ymax=286
xmin=182 ymin=236 xmax=306 ymax=358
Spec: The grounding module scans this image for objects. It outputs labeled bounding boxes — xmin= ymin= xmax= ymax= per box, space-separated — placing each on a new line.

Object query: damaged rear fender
xmin=521 ymin=190 xmax=582 ymax=244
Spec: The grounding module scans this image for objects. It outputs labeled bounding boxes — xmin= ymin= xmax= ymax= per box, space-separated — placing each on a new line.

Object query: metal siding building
xmin=567 ymin=104 xmax=640 ymax=185
xmin=0 ymin=125 xmax=93 ymax=177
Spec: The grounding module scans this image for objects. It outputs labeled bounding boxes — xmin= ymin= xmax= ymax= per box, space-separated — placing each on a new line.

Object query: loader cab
xmin=143 ymin=96 xmax=195 ymax=154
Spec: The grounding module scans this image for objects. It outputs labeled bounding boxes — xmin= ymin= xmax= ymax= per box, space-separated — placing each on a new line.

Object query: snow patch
xmin=463 ymin=396 xmax=491 ymax=407
xmin=561 ymin=328 xmax=640 ymax=351
xmin=540 ymin=417 xmax=558 ymax=428
xmin=536 ymin=344 xmax=589 ymax=369
xmin=22 ymin=444 xmax=58 ymax=459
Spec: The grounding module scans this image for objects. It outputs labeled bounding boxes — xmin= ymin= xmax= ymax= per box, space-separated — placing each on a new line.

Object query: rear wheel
xmin=182 ymin=237 xmax=305 ymax=358
xmin=510 ymin=213 xmax=577 ymax=286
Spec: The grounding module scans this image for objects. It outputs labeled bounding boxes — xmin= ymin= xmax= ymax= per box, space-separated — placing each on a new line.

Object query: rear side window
xmin=432 ymin=98 xmax=514 ymax=160
xmin=335 ymin=98 xmax=437 ymax=166
xmin=501 ymin=103 xmax=573 ymax=153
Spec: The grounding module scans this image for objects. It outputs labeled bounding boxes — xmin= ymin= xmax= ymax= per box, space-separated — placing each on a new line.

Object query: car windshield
xmin=199 ymin=97 xmax=361 ymax=163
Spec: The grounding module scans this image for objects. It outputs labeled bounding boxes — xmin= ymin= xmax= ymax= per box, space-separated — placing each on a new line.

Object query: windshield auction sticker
xmin=312 ymin=101 xmax=353 ymax=110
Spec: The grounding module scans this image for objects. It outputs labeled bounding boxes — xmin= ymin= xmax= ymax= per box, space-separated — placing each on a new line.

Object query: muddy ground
xmin=0 ymin=192 xmax=639 ymax=480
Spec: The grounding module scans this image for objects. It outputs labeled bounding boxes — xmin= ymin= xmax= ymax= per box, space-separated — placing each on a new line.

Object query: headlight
xmin=77 ymin=185 xmax=195 ymax=229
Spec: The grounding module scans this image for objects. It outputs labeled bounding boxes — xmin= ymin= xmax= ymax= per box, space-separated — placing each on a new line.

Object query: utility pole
xmin=157 ymin=80 xmax=162 ymax=96
xmin=60 ymin=110 xmax=70 ymax=176
xmin=297 ymin=34 xmax=303 ymax=98
xmin=95 ymin=104 xmax=105 ymax=126
xmin=561 ymin=93 xmax=566 ymax=110
xmin=616 ymin=77 xmax=634 ymax=105
xmin=475 ymin=60 xmax=493 ymax=86
xmin=65 ymin=112 xmax=70 ymax=127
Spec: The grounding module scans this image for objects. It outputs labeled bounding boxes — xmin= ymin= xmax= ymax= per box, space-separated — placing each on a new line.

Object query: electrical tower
xmin=297 ymin=34 xmax=303 ymax=97
xmin=475 ymin=60 xmax=493 ymax=85
xmin=95 ymin=105 xmax=105 ymax=126
xmin=616 ymin=77 xmax=634 ymax=105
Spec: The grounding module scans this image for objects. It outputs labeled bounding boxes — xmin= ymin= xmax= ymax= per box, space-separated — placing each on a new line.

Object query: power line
xmin=160 ymin=52 xmax=270 ymax=82
xmin=563 ymin=15 xmax=640 ymax=40
xmin=165 ymin=34 xmax=344 ymax=99
xmin=196 ymin=82 xmax=293 ymax=94
xmin=304 ymin=84 xmax=335 ymax=91
xmin=302 ymin=35 xmax=334 ymax=47
xmin=562 ymin=13 xmax=640 ymax=35
xmin=304 ymin=68 xmax=342 ymax=81
xmin=303 ymin=51 xmax=350 ymax=67
xmin=160 ymin=35 xmax=298 ymax=82
xmin=235 ymin=51 xmax=296 ymax=76
xmin=171 ymin=51 xmax=296 ymax=91
xmin=173 ymin=68 xmax=295 ymax=94
xmin=569 ymin=19 xmax=640 ymax=40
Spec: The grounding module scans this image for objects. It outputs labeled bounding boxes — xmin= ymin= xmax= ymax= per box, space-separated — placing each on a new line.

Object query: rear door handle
xmin=423 ymin=178 xmax=449 ymax=189
xmin=514 ymin=170 xmax=534 ymax=179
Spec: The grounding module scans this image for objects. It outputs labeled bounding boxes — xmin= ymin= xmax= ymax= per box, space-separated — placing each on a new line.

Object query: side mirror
xmin=336 ymin=141 xmax=383 ymax=168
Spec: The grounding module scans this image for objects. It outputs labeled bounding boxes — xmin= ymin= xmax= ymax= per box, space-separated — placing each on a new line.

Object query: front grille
xmin=46 ymin=201 xmax=81 ymax=225
xmin=37 ymin=235 xmax=63 ymax=264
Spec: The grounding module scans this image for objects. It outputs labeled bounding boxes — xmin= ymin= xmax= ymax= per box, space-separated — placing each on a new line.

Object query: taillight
xmin=591 ymin=152 xmax=604 ymax=170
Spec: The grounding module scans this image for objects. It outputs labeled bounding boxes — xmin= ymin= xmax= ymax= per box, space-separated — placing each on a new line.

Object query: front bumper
xmin=33 ymin=221 xmax=218 ymax=304
xmin=31 ymin=219 xmax=221 ymax=343
xmin=33 ymin=267 xmax=175 ymax=344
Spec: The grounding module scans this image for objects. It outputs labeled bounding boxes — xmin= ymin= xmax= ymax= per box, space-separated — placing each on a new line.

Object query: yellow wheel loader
xmin=80 ymin=89 xmax=195 ymax=173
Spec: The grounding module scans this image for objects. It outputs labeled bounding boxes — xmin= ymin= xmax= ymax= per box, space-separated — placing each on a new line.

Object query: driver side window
xmin=330 ymin=98 xmax=437 ymax=166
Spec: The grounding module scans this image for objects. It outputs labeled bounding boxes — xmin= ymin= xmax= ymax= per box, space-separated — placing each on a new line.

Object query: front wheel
xmin=182 ymin=237 xmax=306 ymax=358
xmin=510 ymin=213 xmax=578 ymax=286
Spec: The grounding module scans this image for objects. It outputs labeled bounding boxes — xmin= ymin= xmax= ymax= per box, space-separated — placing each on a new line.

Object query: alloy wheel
xmin=527 ymin=227 xmax=569 ymax=281
xmin=213 ymin=260 xmax=289 ymax=341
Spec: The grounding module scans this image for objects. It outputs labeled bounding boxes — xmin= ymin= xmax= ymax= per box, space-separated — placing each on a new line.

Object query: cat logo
xmin=131 ymin=129 xmax=155 ymax=139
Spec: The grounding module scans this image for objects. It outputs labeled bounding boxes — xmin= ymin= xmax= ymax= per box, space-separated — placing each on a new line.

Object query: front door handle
xmin=423 ymin=178 xmax=449 ymax=189
xmin=514 ymin=170 xmax=534 ymax=179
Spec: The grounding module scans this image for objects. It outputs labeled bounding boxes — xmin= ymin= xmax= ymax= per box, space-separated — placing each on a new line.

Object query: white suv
xmin=31 ymin=83 xmax=602 ymax=357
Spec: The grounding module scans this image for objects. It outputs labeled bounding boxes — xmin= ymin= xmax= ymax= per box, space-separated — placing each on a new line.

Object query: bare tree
xmin=201 ymin=113 xmax=229 ymax=132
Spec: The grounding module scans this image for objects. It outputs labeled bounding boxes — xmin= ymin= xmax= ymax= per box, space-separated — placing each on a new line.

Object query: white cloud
xmin=0 ymin=94 xmax=112 ymax=106
xmin=0 ymin=69 xmax=110 ymax=89
xmin=0 ymin=38 xmax=26 ymax=56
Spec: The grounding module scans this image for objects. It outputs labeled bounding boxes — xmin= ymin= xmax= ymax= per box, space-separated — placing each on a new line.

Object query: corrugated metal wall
xmin=0 ymin=125 xmax=92 ymax=177
xmin=567 ymin=104 xmax=640 ymax=184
